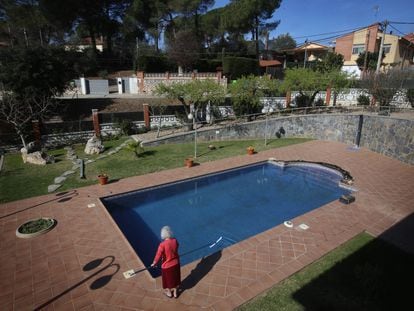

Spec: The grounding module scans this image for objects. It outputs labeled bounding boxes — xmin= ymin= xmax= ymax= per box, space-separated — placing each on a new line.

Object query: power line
xmin=291 ymin=26 xmax=368 ymax=40
xmin=294 ymin=25 xmax=370 ymax=46
xmin=388 ymin=21 xmax=414 ymax=25
xmin=388 ymin=24 xmax=407 ymax=37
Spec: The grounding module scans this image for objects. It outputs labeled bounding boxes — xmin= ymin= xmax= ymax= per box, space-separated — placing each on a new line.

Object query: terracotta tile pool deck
xmin=1 ymin=140 xmax=413 ymax=311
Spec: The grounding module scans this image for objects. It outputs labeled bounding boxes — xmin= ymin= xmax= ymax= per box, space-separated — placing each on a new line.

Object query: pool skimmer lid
xmin=123 ymin=269 xmax=135 ymax=279
xmin=87 ymin=203 xmax=96 ymax=208
xmin=284 ymin=221 xmax=293 ymax=228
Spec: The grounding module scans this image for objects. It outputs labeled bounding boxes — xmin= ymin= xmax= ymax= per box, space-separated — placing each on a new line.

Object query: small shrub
xmin=314 ymin=98 xmax=325 ymax=106
xmin=135 ymin=127 xmax=148 ymax=134
xmin=136 ymin=54 xmax=174 ymax=72
xmin=223 ymin=56 xmax=259 ymax=79
xmin=293 ymin=93 xmax=311 ymax=107
xmin=18 ymin=218 xmax=53 ymax=234
xmin=115 ymin=119 xmax=134 ymax=135
xmin=125 ymin=141 xmax=144 ymax=157
xmin=357 ymin=94 xmax=370 ymax=106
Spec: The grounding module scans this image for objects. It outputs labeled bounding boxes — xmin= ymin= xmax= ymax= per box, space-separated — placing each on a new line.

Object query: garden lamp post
xmin=188 ymin=109 xmax=197 ymax=159
xmin=261 ymin=106 xmax=274 ymax=146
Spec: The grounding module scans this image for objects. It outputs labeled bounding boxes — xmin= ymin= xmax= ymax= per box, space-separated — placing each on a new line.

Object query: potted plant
xmin=247 ymin=146 xmax=255 ymax=155
xmin=184 ymin=157 xmax=194 ymax=168
xmin=98 ymin=173 xmax=109 ymax=185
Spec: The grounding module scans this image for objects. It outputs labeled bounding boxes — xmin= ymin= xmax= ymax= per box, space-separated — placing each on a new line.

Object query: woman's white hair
xmin=160 ymin=226 xmax=173 ymax=240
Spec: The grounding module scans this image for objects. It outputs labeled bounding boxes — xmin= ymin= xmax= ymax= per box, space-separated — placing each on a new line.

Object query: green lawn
xmin=0 ymin=137 xmax=311 ymax=203
xmin=238 ymin=232 xmax=414 ymax=311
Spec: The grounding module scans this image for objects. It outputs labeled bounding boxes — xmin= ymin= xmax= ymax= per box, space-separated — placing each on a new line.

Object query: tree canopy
xmin=229 ymin=75 xmax=280 ymax=115
xmin=154 ymin=79 xmax=226 ymax=121
xmin=281 ymin=67 xmax=351 ymax=107
xmin=269 ymin=33 xmax=296 ymax=51
xmin=356 ymin=51 xmax=382 ymax=72
xmin=0 ymin=47 xmax=79 ymax=147
xmin=0 ymin=0 xmax=284 ymax=69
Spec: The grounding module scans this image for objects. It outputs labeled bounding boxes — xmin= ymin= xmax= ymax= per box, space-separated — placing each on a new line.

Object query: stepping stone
xmin=107 ymin=151 xmax=116 ymax=155
xmin=48 ymin=184 xmax=62 ymax=193
xmin=97 ymin=155 xmax=108 ymax=159
xmin=72 ymin=165 xmax=79 ymax=170
xmin=54 ymin=176 xmax=66 ymax=184
xmin=85 ymin=160 xmax=94 ymax=164
xmin=62 ymin=170 xmax=75 ymax=176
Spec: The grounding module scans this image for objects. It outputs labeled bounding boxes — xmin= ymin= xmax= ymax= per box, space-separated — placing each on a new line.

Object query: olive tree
xmin=154 ymin=79 xmax=226 ymax=128
xmin=361 ymin=69 xmax=411 ymax=107
xmin=228 ymin=75 xmax=280 ymax=116
xmin=281 ymin=68 xmax=351 ymax=107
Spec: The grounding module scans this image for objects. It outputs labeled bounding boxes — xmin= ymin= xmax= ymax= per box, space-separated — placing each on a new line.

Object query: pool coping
xmin=98 ymin=158 xmax=357 ymax=282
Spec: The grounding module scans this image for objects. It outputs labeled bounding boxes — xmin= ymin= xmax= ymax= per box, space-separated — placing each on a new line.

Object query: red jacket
xmin=153 ymin=238 xmax=180 ymax=269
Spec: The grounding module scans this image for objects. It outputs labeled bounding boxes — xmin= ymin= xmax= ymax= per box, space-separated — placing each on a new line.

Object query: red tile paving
xmin=1 ymin=141 xmax=413 ymax=311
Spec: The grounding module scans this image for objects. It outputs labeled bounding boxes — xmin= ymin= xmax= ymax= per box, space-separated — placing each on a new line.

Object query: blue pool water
xmin=102 ymin=162 xmax=350 ymax=277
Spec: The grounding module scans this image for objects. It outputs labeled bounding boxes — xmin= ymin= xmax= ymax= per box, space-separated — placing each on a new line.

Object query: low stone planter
xmin=16 ymin=218 xmax=56 ymax=239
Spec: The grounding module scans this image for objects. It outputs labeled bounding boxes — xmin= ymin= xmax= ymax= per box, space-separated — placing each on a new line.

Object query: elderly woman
xmin=151 ymin=226 xmax=181 ymax=298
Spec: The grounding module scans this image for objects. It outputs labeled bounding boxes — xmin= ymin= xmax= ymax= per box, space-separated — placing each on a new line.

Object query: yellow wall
xmin=350 ymin=29 xmax=369 ymax=63
xmin=348 ymin=30 xmax=412 ymax=69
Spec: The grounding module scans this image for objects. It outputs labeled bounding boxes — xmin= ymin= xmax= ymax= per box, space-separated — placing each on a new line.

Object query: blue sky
xmin=213 ymin=0 xmax=414 ymax=45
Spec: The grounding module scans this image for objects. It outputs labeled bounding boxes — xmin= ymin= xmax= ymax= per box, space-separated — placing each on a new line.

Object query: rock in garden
xmin=54 ymin=176 xmax=66 ymax=184
xmin=48 ymin=184 xmax=62 ymax=193
xmin=21 ymin=148 xmax=54 ymax=165
xmin=84 ymin=135 xmax=105 ymax=155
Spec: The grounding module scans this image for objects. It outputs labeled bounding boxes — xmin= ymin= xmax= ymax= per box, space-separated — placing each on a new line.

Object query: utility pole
xmin=376 ymin=20 xmax=388 ymax=73
xmin=7 ymin=24 xmax=13 ymax=47
xmin=23 ymin=27 xmax=29 ymax=47
xmin=362 ymin=30 xmax=370 ymax=77
xmin=303 ymin=39 xmax=308 ymax=68
xmin=39 ymin=29 xmax=43 ymax=47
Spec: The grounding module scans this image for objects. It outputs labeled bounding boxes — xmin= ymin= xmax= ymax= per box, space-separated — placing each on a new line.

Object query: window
xmin=352 ymin=44 xmax=365 ymax=55
xmin=382 ymin=44 xmax=391 ymax=54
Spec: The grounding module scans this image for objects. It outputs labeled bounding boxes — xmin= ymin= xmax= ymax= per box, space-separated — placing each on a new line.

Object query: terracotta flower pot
xmin=247 ymin=149 xmax=255 ymax=155
xmin=98 ymin=175 xmax=109 ymax=185
xmin=185 ymin=158 xmax=194 ymax=168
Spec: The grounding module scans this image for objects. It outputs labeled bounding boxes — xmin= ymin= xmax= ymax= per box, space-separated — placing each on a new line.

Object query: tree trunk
xmin=18 ymin=133 xmax=27 ymax=149
xmin=255 ymin=16 xmax=260 ymax=57
xmin=155 ymin=32 xmax=159 ymax=52
xmin=106 ymin=35 xmax=113 ymax=54
xmin=310 ymin=91 xmax=320 ymax=107
xmin=88 ymin=25 xmax=97 ymax=54
xmin=156 ymin=116 xmax=162 ymax=138
xmin=333 ymin=92 xmax=338 ymax=106
xmin=194 ymin=11 xmax=199 ymax=39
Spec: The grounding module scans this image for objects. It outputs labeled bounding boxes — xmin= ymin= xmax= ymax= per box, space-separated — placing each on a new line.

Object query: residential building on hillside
xmin=335 ymin=23 xmax=414 ymax=76
xmin=283 ymin=41 xmax=330 ymax=68
xmin=64 ymin=36 xmax=105 ymax=52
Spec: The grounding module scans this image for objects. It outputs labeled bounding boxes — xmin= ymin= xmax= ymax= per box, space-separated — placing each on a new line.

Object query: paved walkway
xmin=1 ymin=141 xmax=413 ymax=310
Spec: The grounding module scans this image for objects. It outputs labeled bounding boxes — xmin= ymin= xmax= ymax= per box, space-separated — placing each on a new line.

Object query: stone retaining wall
xmin=142 ymin=114 xmax=414 ymax=165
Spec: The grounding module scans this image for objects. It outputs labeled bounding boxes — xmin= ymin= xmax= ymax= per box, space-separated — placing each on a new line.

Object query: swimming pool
xmin=102 ymin=161 xmax=351 ymax=277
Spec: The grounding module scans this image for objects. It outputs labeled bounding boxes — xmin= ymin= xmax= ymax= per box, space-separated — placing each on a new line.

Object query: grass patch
xmin=238 ymin=232 xmax=414 ymax=311
xmin=0 ymin=137 xmax=311 ymax=203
